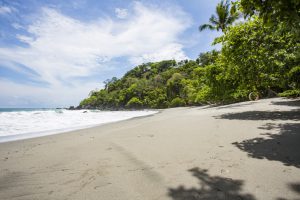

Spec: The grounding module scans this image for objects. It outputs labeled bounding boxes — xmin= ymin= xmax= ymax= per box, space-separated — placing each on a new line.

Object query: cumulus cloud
xmin=0 ymin=6 xmax=12 ymax=15
xmin=115 ymin=8 xmax=128 ymax=19
xmin=0 ymin=2 xmax=191 ymax=106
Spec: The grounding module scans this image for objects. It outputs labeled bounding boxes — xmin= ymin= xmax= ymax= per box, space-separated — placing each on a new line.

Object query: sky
xmin=0 ymin=0 xmax=221 ymax=108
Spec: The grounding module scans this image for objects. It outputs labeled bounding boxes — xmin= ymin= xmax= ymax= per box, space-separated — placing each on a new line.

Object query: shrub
xmin=279 ymin=90 xmax=300 ymax=98
xmin=169 ymin=97 xmax=186 ymax=107
xmin=195 ymin=86 xmax=212 ymax=104
xmin=126 ymin=97 xmax=143 ymax=108
xmin=289 ymin=66 xmax=300 ymax=89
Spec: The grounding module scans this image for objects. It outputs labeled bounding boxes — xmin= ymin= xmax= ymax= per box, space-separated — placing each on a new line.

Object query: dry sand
xmin=0 ymin=97 xmax=299 ymax=200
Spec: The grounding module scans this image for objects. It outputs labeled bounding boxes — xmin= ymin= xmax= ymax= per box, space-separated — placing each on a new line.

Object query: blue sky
xmin=0 ymin=0 xmax=221 ymax=108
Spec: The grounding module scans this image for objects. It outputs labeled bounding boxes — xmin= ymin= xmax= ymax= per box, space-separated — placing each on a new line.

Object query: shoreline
xmin=0 ymin=110 xmax=159 ymax=144
xmin=0 ymin=97 xmax=299 ymax=200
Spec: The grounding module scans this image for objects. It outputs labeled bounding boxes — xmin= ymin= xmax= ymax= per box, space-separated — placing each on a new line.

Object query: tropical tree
xmin=217 ymin=17 xmax=299 ymax=98
xmin=199 ymin=0 xmax=239 ymax=32
xmin=239 ymin=0 xmax=300 ymax=29
xmin=196 ymin=50 xmax=220 ymax=66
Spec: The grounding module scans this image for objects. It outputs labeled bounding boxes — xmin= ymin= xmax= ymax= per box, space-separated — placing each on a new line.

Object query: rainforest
xmin=79 ymin=0 xmax=300 ymax=110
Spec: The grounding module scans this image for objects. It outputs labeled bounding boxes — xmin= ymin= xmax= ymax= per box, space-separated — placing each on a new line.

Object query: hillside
xmin=79 ymin=16 xmax=299 ymax=110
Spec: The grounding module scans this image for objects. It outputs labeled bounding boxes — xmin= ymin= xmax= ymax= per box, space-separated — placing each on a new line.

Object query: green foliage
xmin=169 ymin=97 xmax=186 ymax=108
xmin=239 ymin=0 xmax=300 ymax=32
xmin=167 ymin=73 xmax=184 ymax=99
xmin=80 ymin=96 xmax=97 ymax=108
xmin=79 ymin=0 xmax=298 ymax=110
xmin=216 ymin=17 xmax=298 ymax=99
xmin=126 ymin=97 xmax=143 ymax=108
xmin=288 ymin=66 xmax=300 ymax=89
xmin=199 ymin=0 xmax=239 ymax=32
xmin=195 ymin=85 xmax=213 ymax=104
xmin=279 ymin=90 xmax=300 ymax=98
xmin=196 ymin=50 xmax=220 ymax=66
xmin=144 ymin=88 xmax=168 ymax=108
xmin=79 ymin=60 xmax=201 ymax=109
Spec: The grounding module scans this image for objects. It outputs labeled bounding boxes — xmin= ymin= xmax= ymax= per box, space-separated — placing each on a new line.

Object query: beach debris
xmin=220 ymin=169 xmax=230 ymax=174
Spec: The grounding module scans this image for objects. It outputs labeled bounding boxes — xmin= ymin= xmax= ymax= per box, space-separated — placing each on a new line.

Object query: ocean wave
xmin=0 ymin=110 xmax=157 ymax=142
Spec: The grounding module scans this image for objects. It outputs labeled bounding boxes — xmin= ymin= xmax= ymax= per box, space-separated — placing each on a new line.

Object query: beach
xmin=0 ymin=97 xmax=299 ymax=200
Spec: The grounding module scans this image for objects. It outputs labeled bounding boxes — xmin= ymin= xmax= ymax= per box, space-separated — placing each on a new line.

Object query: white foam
xmin=0 ymin=109 xmax=157 ymax=143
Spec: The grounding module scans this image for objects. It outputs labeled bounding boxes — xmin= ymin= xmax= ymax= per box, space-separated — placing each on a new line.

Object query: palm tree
xmin=199 ymin=0 xmax=239 ymax=32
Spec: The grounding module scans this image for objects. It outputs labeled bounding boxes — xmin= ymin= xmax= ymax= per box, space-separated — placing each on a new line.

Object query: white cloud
xmin=0 ymin=6 xmax=12 ymax=15
xmin=129 ymin=43 xmax=187 ymax=65
xmin=0 ymin=2 xmax=191 ymax=106
xmin=115 ymin=8 xmax=128 ymax=19
xmin=12 ymin=23 xmax=23 ymax=29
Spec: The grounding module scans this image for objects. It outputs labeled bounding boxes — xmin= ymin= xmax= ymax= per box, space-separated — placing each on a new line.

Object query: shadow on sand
xmin=271 ymin=99 xmax=300 ymax=107
xmin=215 ymin=100 xmax=300 ymax=168
xmin=289 ymin=183 xmax=300 ymax=194
xmin=216 ymin=110 xmax=300 ymax=121
xmin=233 ymin=123 xmax=300 ymax=168
xmin=277 ymin=183 xmax=300 ymax=200
xmin=168 ymin=167 xmax=256 ymax=200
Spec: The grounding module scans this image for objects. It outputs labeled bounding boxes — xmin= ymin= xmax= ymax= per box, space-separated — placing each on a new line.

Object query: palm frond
xmin=216 ymin=2 xmax=229 ymax=23
xmin=199 ymin=0 xmax=238 ymax=33
xmin=209 ymin=15 xmax=219 ymax=25
xmin=224 ymin=0 xmax=230 ymax=13
xmin=227 ymin=12 xmax=240 ymax=25
xmin=199 ymin=24 xmax=216 ymax=32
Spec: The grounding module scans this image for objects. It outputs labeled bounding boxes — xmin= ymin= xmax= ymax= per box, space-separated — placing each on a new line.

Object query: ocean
xmin=0 ymin=108 xmax=157 ymax=143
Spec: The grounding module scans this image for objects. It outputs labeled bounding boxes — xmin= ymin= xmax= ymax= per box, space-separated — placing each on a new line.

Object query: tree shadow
xmin=168 ymin=167 xmax=256 ymax=200
xmin=199 ymin=102 xmax=257 ymax=110
xmin=289 ymin=183 xmax=300 ymax=194
xmin=216 ymin=110 xmax=300 ymax=121
xmin=233 ymin=123 xmax=300 ymax=168
xmin=215 ymin=102 xmax=257 ymax=110
xmin=277 ymin=183 xmax=300 ymax=200
xmin=271 ymin=99 xmax=300 ymax=107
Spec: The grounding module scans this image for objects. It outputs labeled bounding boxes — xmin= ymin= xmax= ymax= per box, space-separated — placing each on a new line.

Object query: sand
xmin=0 ymin=97 xmax=299 ymax=200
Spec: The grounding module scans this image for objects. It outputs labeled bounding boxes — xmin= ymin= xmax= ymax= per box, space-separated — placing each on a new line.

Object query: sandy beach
xmin=0 ymin=97 xmax=299 ymax=200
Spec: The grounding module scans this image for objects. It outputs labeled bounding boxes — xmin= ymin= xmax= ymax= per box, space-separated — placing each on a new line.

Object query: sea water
xmin=0 ymin=108 xmax=157 ymax=143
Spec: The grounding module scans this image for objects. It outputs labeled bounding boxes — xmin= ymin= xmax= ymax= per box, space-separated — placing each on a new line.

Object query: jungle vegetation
xmin=79 ymin=0 xmax=300 ymax=109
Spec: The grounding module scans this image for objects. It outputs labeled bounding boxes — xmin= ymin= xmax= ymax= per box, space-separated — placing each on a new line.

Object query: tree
xmin=239 ymin=0 xmax=300 ymax=31
xmin=126 ymin=97 xmax=143 ymax=109
xmin=199 ymin=0 xmax=239 ymax=32
xmin=103 ymin=77 xmax=118 ymax=92
xmin=169 ymin=97 xmax=186 ymax=107
xmin=166 ymin=73 xmax=184 ymax=99
xmin=196 ymin=50 xmax=220 ymax=66
xmin=218 ymin=17 xmax=299 ymax=97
